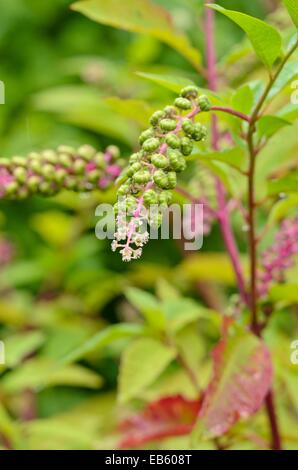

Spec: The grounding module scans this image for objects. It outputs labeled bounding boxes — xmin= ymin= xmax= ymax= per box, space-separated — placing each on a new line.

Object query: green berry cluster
xmin=0 ymin=145 xmax=122 ymax=200
xmin=116 ymin=86 xmax=208 ymax=214
xmin=112 ymin=87 xmax=209 ymax=261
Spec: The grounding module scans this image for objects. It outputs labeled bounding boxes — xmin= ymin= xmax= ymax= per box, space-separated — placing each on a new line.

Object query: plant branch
xmin=244 ymin=36 xmax=298 ymax=452
xmin=211 ymin=106 xmax=251 ymax=122
xmin=204 ymin=1 xmax=249 ymax=305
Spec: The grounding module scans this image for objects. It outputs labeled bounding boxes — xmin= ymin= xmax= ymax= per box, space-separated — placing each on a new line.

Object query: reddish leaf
xmin=194 ymin=329 xmax=273 ymax=439
xmin=118 ymin=395 xmax=201 ymax=448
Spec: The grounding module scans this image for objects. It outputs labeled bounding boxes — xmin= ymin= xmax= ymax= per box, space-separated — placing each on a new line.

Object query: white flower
xmin=141 ymin=231 xmax=149 ymax=244
xmin=133 ymin=248 xmax=142 ymax=259
xmin=115 ymin=228 xmax=127 ymax=241
xmin=120 ymin=246 xmax=133 ymax=262
xmin=111 ymin=240 xmax=118 ymax=252
xmin=132 ymin=230 xmax=149 ymax=247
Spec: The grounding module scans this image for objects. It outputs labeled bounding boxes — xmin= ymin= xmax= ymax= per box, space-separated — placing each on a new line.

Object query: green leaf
xmin=269 ymin=284 xmax=298 ymax=303
xmin=136 ymin=71 xmax=195 ymax=93
xmin=268 ymin=172 xmax=298 ymax=195
xmin=192 ymin=329 xmax=272 ymax=440
xmin=209 ymin=4 xmax=282 ymax=69
xmin=125 ymin=287 xmax=166 ymax=331
xmin=71 ymin=0 xmax=202 ymax=70
xmin=255 ymin=123 xmax=298 ymax=199
xmin=61 ymin=323 xmax=144 ymax=364
xmin=104 ymin=97 xmax=154 ymax=128
xmin=4 ymin=331 xmax=45 ymax=368
xmin=267 ymin=61 xmax=298 ymax=101
xmin=23 ymin=419 xmax=98 ymax=450
xmin=34 ymin=86 xmax=138 ymax=145
xmin=0 ymin=261 xmax=44 ymax=287
xmin=278 ymin=103 xmax=298 ymax=122
xmin=30 ymin=211 xmax=76 ymax=247
xmin=118 ymin=337 xmax=176 ymax=403
xmin=283 ymin=0 xmax=298 ymax=28
xmin=232 ymin=84 xmax=254 ymax=114
xmin=2 ymin=358 xmax=103 ymax=393
xmin=162 ymin=298 xmax=213 ymax=332
xmin=191 ymin=147 xmax=247 ymax=171
xmin=156 ymin=278 xmax=180 ymax=302
xmin=257 ymin=115 xmax=291 ymax=139
xmin=0 ymin=403 xmax=22 ymax=448
xmin=178 ymin=252 xmax=247 ymax=286
xmin=175 ymin=325 xmax=205 ymax=378
xmin=268 ymin=194 xmax=298 ymax=223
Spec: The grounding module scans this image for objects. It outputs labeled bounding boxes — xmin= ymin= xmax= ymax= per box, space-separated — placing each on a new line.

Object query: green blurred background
xmin=0 ymin=0 xmax=297 ymax=450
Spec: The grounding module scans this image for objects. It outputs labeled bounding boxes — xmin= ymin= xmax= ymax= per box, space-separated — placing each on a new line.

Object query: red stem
xmin=265 ymin=391 xmax=282 ymax=451
xmin=211 ymin=106 xmax=250 ymax=122
xmin=204 ymin=3 xmax=248 ymax=305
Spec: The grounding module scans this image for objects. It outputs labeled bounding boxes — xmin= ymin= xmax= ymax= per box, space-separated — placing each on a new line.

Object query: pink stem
xmin=204 ymin=2 xmax=249 ymax=305
xmin=211 ymin=106 xmax=250 ymax=122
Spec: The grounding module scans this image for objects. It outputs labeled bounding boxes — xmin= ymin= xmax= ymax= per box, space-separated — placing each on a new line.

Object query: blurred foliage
xmin=0 ymin=0 xmax=297 ymax=450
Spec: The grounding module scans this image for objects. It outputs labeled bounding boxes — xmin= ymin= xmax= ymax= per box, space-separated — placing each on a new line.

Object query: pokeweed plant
xmin=0 ymin=0 xmax=298 ymax=451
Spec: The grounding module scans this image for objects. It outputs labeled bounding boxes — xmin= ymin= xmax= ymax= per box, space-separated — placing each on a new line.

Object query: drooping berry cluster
xmin=0 ymin=145 xmax=122 ymax=200
xmin=112 ymin=87 xmax=210 ymax=261
xmin=258 ymin=215 xmax=298 ymax=297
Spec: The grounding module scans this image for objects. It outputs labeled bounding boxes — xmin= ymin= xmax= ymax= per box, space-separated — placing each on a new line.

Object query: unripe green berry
xmin=149 ymin=212 xmax=163 ymax=228
xmin=106 ymin=145 xmax=120 ymax=159
xmin=150 ymin=110 xmax=165 ymax=127
xmin=139 ymin=128 xmax=155 ymax=145
xmin=126 ymin=196 xmax=137 ymax=211
xmin=174 ymin=97 xmax=192 ymax=110
xmin=181 ymin=86 xmax=199 ymax=99
xmin=0 ymin=158 xmax=11 ymax=167
xmin=78 ymin=145 xmax=96 ymax=160
xmin=133 ymin=170 xmax=151 ymax=184
xmin=153 ymin=170 xmax=169 ymax=189
xmin=12 ymin=156 xmax=27 ymax=167
xmin=65 ymin=177 xmax=78 ymax=190
xmin=29 ymin=160 xmax=42 ymax=174
xmin=14 ymin=167 xmax=27 ymax=184
xmin=59 ymin=153 xmax=72 ymax=168
xmin=143 ymin=189 xmax=158 ymax=206
xmin=27 ymin=176 xmax=40 ymax=192
xmin=74 ymin=159 xmax=86 ymax=175
xmin=17 ymin=187 xmax=30 ymax=200
xmin=159 ymin=191 xmax=172 ymax=205
xmin=167 ymin=171 xmax=177 ymax=189
xmin=182 ymin=118 xmax=194 ymax=137
xmin=42 ymin=150 xmax=58 ymax=164
xmin=42 ymin=164 xmax=55 ymax=180
xmin=118 ymin=184 xmax=130 ymax=195
xmin=165 ymin=134 xmax=180 ymax=149
xmin=129 ymin=153 xmax=141 ymax=164
xmin=192 ymin=123 xmax=207 ymax=141
xmin=198 ymin=95 xmax=211 ymax=111
xmin=87 ymin=170 xmax=101 ymax=183
xmin=5 ymin=181 xmax=19 ymax=196
xmin=28 ymin=152 xmax=41 ymax=160
xmin=54 ymin=169 xmax=67 ymax=184
xmin=164 ymin=106 xmax=177 ymax=118
xmin=151 ymin=153 xmax=168 ymax=169
xmin=94 ymin=153 xmax=105 ymax=169
xmin=39 ymin=181 xmax=54 ymax=195
xmin=142 ymin=138 xmax=160 ymax=153
xmin=168 ymin=150 xmax=186 ymax=172
xmin=159 ymin=119 xmax=177 ymax=132
xmin=127 ymin=162 xmax=142 ymax=177
xmin=180 ymin=137 xmax=193 ymax=156
xmin=57 ymin=145 xmax=75 ymax=155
